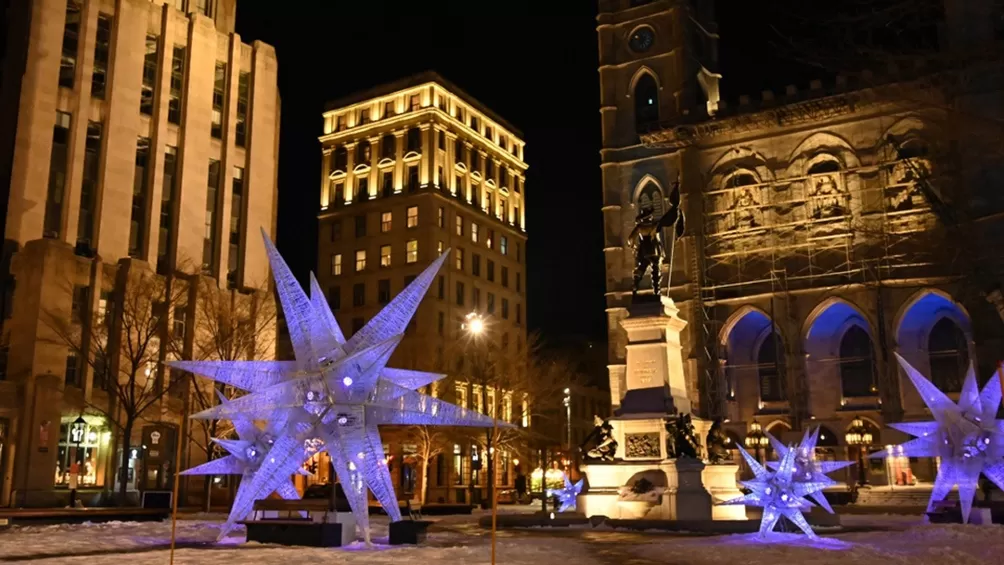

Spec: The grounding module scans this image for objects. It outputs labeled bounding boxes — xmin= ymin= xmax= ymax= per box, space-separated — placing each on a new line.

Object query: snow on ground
xmin=1 ymin=514 xmax=1001 ymax=565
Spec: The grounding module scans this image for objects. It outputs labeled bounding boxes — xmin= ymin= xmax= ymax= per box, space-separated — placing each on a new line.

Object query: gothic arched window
xmin=928 ymin=317 xmax=968 ymax=392
xmin=636 ymin=182 xmax=664 ymax=218
xmin=839 ymin=326 xmax=876 ymax=398
xmin=757 ymin=331 xmax=785 ymax=402
xmin=634 ymin=73 xmax=659 ymax=133
xmin=381 ymin=134 xmax=396 ymax=160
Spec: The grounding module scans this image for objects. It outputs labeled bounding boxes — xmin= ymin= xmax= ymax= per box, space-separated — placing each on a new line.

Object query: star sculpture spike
xmin=765 ymin=426 xmax=853 ymax=514
xmin=172 ymin=232 xmax=507 ymax=545
xmin=720 ymin=442 xmax=826 ymax=539
xmin=547 ymin=476 xmax=584 ymax=513
xmin=871 ymin=353 xmax=1004 ymax=523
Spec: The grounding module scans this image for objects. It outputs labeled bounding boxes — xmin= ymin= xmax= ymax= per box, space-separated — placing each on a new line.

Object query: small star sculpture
xmin=766 ymin=426 xmax=853 ymax=514
xmin=871 ymin=353 xmax=1004 ymax=522
xmin=547 ymin=477 xmax=583 ymax=513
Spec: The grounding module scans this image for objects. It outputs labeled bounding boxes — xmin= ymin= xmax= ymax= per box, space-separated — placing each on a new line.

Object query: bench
xmin=240 ymin=497 xmax=354 ymax=547
xmin=927 ymin=500 xmax=962 ymax=524
xmin=389 ymin=500 xmax=433 ymax=545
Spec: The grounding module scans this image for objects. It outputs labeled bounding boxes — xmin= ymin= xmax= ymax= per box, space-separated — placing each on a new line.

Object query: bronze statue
xmin=581 ymin=416 xmax=618 ymax=462
xmin=629 ymin=180 xmax=686 ymax=298
xmin=706 ymin=418 xmax=732 ymax=464
xmin=664 ymin=413 xmax=700 ymax=459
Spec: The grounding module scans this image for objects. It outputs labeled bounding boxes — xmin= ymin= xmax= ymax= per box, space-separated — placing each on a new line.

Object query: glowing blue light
xmin=547 ymin=477 xmax=583 ymax=513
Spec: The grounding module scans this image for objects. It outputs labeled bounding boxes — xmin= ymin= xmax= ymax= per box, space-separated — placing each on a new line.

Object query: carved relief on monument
xmin=805 ymin=165 xmax=848 ymax=220
xmin=625 ymin=432 xmax=662 ymax=459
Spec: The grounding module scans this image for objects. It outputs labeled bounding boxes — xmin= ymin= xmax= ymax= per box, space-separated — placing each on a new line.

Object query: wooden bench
xmin=240 ymin=498 xmax=352 ymax=547
xmin=389 ymin=500 xmax=433 ymax=545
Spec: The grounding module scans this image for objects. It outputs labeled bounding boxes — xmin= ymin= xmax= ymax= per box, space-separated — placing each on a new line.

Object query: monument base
xmin=577 ymin=458 xmax=715 ymax=521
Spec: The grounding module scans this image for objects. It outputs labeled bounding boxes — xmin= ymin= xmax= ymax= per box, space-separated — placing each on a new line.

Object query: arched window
xmin=757 ymin=331 xmax=785 ymax=402
xmin=634 ymin=73 xmax=659 ymax=133
xmin=839 ymin=326 xmax=876 ymax=398
xmin=808 ymin=160 xmax=840 ymax=175
xmin=356 ymin=141 xmax=371 ymax=165
xmin=928 ymin=317 xmax=968 ymax=392
xmin=331 ymin=146 xmax=347 ymax=172
xmin=381 ymin=134 xmax=396 ymax=160
xmin=636 ymin=182 xmax=664 ymax=217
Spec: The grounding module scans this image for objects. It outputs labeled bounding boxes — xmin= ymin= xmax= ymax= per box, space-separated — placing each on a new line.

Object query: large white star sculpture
xmin=766 ymin=426 xmax=854 ymax=514
xmin=169 ymin=231 xmax=505 ymax=542
xmin=871 ymin=353 xmax=1004 ymax=522
xmin=722 ymin=442 xmax=831 ymax=538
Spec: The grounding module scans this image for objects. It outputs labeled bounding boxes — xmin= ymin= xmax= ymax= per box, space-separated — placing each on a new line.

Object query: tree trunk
xmin=119 ymin=419 xmax=134 ymax=501
xmin=420 ymin=457 xmax=429 ymax=505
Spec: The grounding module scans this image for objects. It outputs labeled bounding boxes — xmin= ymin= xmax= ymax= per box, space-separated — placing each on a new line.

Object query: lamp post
xmin=462 ymin=312 xmax=494 ymax=509
xmin=845 ymin=416 xmax=873 ymax=489
xmin=745 ymin=421 xmax=769 ymax=464
xmin=563 ymin=388 xmax=571 ymax=453
xmin=69 ymin=415 xmax=87 ymax=508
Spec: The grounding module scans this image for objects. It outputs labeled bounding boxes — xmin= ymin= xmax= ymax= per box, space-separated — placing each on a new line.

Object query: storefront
xmin=54 ymin=415 xmax=110 ymax=489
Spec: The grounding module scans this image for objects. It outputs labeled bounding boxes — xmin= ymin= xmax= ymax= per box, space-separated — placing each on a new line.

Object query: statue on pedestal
xmin=664 ymin=413 xmax=700 ymax=459
xmin=706 ymin=418 xmax=732 ymax=464
xmin=629 ymin=180 xmax=686 ymax=299
xmin=581 ymin=416 xmax=618 ymax=462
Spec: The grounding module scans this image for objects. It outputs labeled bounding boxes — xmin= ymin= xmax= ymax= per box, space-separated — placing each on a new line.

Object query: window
xmin=516 ymin=303 xmax=522 ymax=324
xmin=438 ymin=312 xmax=445 ymax=336
xmin=59 ymin=2 xmax=81 ymax=88
xmin=437 ymin=166 xmax=444 ymax=188
xmin=438 ymin=131 xmax=446 ymax=150
xmin=383 ymin=100 xmax=395 ymax=118
xmin=437 ymin=276 xmax=445 ymax=299
xmin=358 ymin=107 xmax=371 ymax=125
xmin=172 ymin=307 xmax=188 ymax=341
xmin=455 ymin=248 xmax=464 ymax=271
xmin=202 ymin=159 xmax=221 ymax=273
xmin=438 ymin=207 xmax=445 ymax=228
xmin=169 ymin=46 xmax=186 ymax=124
xmin=471 ymin=222 xmax=479 ymax=243
xmin=514 ymin=205 xmax=521 ymax=228
xmin=456 ymin=216 xmax=464 ymax=236
xmin=354 ymin=215 xmax=366 ymax=237
xmin=378 ymin=279 xmax=391 ymax=304
xmin=380 ymin=245 xmax=392 ymax=268
xmin=502 ymin=394 xmax=512 ymax=423
xmin=514 ymin=178 xmax=521 ymax=194
xmin=228 ymin=167 xmax=244 ymax=284
xmin=158 ymin=147 xmax=178 ymax=267
xmin=487 ymin=292 xmax=495 ymax=314
xmin=471 ymin=151 xmax=480 ymax=171
xmin=487 ymin=230 xmax=494 ymax=250
xmin=839 ymin=326 xmax=876 ymax=398
xmin=357 ymin=140 xmax=372 ymax=164
xmin=329 ymin=286 xmax=341 ymax=311
xmin=130 ymin=137 xmax=151 ymax=258
xmin=501 ymin=266 xmax=509 ymax=288
xmin=407 ymin=165 xmax=419 ymax=192
xmin=487 ymin=260 xmax=495 ymax=282
xmin=331 ymin=180 xmax=344 ymax=205
xmin=409 ymin=93 xmax=421 ymax=111
xmin=516 ymin=272 xmax=521 ymax=292
xmin=471 ymin=115 xmax=480 ymax=131
xmin=356 ymin=176 xmax=369 ymax=201
xmin=331 ymin=253 xmax=342 ymax=275
xmin=500 ymin=236 xmax=508 ymax=256
xmin=437 ymin=240 xmax=444 ymax=255
xmin=486 ymin=160 xmax=494 ymax=179
xmin=211 ymin=62 xmax=226 ymax=138
xmin=335 ymin=114 xmax=346 ymax=131
xmin=456 ymin=106 xmax=465 ymax=123
xmin=634 ymin=72 xmax=659 ymax=133
xmin=502 ymin=298 xmax=509 ymax=319
xmin=757 ymin=331 xmax=785 ymax=402
xmin=382 ymin=171 xmax=393 ymax=197
xmin=472 ymin=287 xmax=481 ymax=309
xmin=405 ymin=274 xmax=416 ymax=286
xmin=71 ymin=285 xmax=88 ymax=324
xmin=141 ymin=35 xmax=158 ymax=114
xmin=455 ymin=138 xmax=465 ymax=164
xmin=65 ymin=354 xmax=80 ymax=387
xmin=236 ymin=71 xmax=249 ymax=146
xmin=472 ymin=254 xmax=481 ymax=277
xmin=406 ymin=240 xmax=418 ymax=263
xmin=381 ymin=211 xmax=392 ymax=233
xmin=928 ymin=318 xmax=968 ymax=393
xmin=455 ymin=174 xmax=464 ymax=194
xmin=355 ymin=250 xmax=366 ymax=272
xmin=381 ymin=133 xmax=396 ymax=159
xmin=330 ymin=220 xmax=342 ymax=242
xmin=456 ymin=281 xmax=465 ymax=306
xmin=44 ymin=112 xmax=72 ymax=238
xmin=77 ymin=122 xmax=102 ymax=250
xmin=194 ymin=0 xmax=212 ymax=16
xmin=407 ymin=128 xmax=421 ymax=152
xmin=353 ymin=283 xmax=366 ymax=307
xmin=351 ymin=317 xmax=364 ymax=335
xmin=407 ymin=206 xmax=418 ymax=228
xmin=332 ymin=147 xmax=348 ymax=171
xmin=91 ymin=14 xmax=112 ymax=98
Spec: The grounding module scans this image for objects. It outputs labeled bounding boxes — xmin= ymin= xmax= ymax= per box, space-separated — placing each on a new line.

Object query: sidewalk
xmin=0 ymin=506 xmax=170 ymax=527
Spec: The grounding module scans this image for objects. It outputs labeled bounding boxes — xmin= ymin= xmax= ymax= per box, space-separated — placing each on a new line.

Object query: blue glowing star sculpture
xmin=170 ymin=231 xmax=505 ymax=543
xmin=871 ymin=353 xmax=1004 ymax=523
xmin=722 ymin=443 xmax=830 ymax=538
xmin=766 ymin=426 xmax=853 ymax=514
xmin=547 ymin=477 xmax=583 ymax=513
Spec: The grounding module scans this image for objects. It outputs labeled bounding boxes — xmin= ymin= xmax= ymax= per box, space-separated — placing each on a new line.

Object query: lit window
xmin=331 ymin=253 xmax=342 ymax=276
xmin=521 ymin=395 xmax=530 ymax=427
xmin=456 ymin=216 xmax=464 ymax=236
xmin=438 ymin=207 xmax=445 ymax=228
xmin=355 ymin=250 xmax=366 ymax=272
xmin=455 ymin=385 xmax=468 ymax=408
xmin=503 ymin=394 xmax=513 ymax=422
xmin=380 ymin=245 xmax=391 ymax=268
xmin=381 ymin=211 xmax=392 ymax=232
xmin=406 ymin=240 xmax=418 ymax=263
xmin=471 ymin=222 xmax=479 ymax=243
xmin=500 ymin=236 xmax=508 ymax=255
xmin=456 ymin=248 xmax=464 ymax=271
xmin=473 ymin=385 xmax=484 ymax=413
xmin=407 ymin=206 xmax=418 ymax=228
xmin=487 ymin=388 xmax=496 ymax=418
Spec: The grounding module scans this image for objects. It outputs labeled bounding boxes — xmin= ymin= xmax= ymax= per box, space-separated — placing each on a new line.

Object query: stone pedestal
xmin=616 ymin=297 xmax=690 ymax=416
xmin=577 ymin=459 xmax=712 ymax=520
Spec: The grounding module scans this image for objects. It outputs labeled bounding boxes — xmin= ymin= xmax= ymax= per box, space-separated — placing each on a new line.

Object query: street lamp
xmin=745 ymin=421 xmax=769 ymax=464
xmin=462 ymin=311 xmax=494 ymax=510
xmin=563 ymin=388 xmax=571 ymax=452
xmin=845 ymin=415 xmax=873 ymax=489
xmin=70 ymin=415 xmax=87 ymax=508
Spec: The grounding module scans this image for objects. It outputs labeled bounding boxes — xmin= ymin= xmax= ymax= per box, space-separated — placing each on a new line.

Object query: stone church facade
xmin=598 ymin=0 xmax=1004 ymax=487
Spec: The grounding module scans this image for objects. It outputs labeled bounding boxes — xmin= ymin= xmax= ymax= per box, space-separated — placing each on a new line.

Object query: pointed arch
xmin=719 ymin=306 xmax=786 ymax=406
xmin=804 ymin=297 xmax=879 ymax=412
xmin=631 ymin=68 xmax=660 ymax=132
xmin=895 ymin=288 xmax=973 ymax=396
xmin=627 ymin=65 xmax=663 ymax=96
xmin=787 ymin=132 xmax=861 ymax=172
xmin=631 ymin=173 xmax=666 ymax=205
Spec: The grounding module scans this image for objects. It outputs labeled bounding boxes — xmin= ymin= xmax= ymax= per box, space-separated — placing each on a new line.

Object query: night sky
xmin=234 ymin=1 xmax=828 ymax=345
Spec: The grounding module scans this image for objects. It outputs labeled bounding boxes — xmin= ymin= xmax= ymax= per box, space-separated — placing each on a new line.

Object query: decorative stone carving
xmin=625 ymin=432 xmax=661 ymax=459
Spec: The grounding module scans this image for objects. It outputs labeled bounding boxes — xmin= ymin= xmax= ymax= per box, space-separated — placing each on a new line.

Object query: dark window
xmin=407 ymin=128 xmax=421 ymax=152
xmin=437 ymin=166 xmax=444 ymax=187
xmin=456 ymin=281 xmax=465 ymax=306
xmin=353 ymin=283 xmax=365 ymax=307
xmin=236 ymin=71 xmax=249 ymax=146
xmin=634 ymin=73 xmax=659 ymax=133
xmin=358 ymin=108 xmax=371 ymax=125
xmin=486 ymin=160 xmax=494 ymax=179
xmin=454 ymin=138 xmax=465 ymax=164
xmin=329 ymin=286 xmax=341 ymax=311
xmin=408 ymin=165 xmax=419 ymax=192
xmin=502 ymin=298 xmax=509 ymax=319
xmin=59 ymin=2 xmax=81 ymax=88
xmin=380 ymin=172 xmax=393 ymax=197
xmin=501 ymin=266 xmax=509 ymax=288
xmin=438 ymin=276 xmax=445 ymax=299
xmin=471 ymin=115 xmax=479 ymax=131
xmin=129 ymin=137 xmax=151 ymax=258
xmin=158 ymin=146 xmax=178 ymax=268
xmin=330 ymin=180 xmax=344 ymax=205
xmin=332 ymin=146 xmax=348 ymax=171
xmin=44 ymin=112 xmax=72 ymax=239
xmin=330 ymin=220 xmax=341 ymax=242
xmin=378 ymin=279 xmax=391 ymax=304
xmin=472 ymin=254 xmax=481 ymax=277
xmin=77 ymin=122 xmax=102 ymax=250
xmin=141 ymin=36 xmax=158 ymax=114
xmin=839 ymin=326 xmax=876 ymax=398
xmin=455 ymin=174 xmax=464 ymax=194
xmin=487 ymin=260 xmax=495 ymax=282
xmin=404 ymin=274 xmax=417 ymax=286
xmin=357 ymin=177 xmax=369 ymax=201
xmin=471 ymin=151 xmax=480 ymax=171
xmin=381 ymin=133 xmax=396 ymax=159
xmin=172 ymin=307 xmax=187 ymax=341
xmin=228 ymin=167 xmax=244 ymax=285
xmin=757 ymin=331 xmax=785 ymax=402
xmin=354 ymin=215 xmax=366 ymax=237
xmin=211 ymin=61 xmax=226 ymax=138
xmin=409 ymin=93 xmax=420 ymax=111
xmin=438 ymin=131 xmax=446 ymax=150
xmin=91 ymin=14 xmax=112 ymax=98
xmin=383 ymin=100 xmax=395 ymax=118
xmin=336 ymin=115 xmax=346 ymax=131
xmin=71 ymin=285 xmax=89 ymax=324
xmin=356 ymin=140 xmax=372 ymax=164
xmin=487 ymin=292 xmax=495 ymax=314
xmin=168 ymin=46 xmax=186 ymax=124
xmin=202 ymin=159 xmax=221 ymax=273
xmin=65 ymin=354 xmax=80 ymax=388
xmin=351 ymin=317 xmax=364 ymax=335
xmin=928 ymin=318 xmax=968 ymax=393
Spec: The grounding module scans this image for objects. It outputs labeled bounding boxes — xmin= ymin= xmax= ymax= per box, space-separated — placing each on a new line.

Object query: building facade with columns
xmin=315 ymin=72 xmax=530 ymax=504
xmin=598 ymin=0 xmax=1004 ymax=487
xmin=0 ymin=0 xmax=279 ymax=506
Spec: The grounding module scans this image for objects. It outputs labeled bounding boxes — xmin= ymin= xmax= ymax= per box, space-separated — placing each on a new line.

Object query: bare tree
xmin=405 ymin=425 xmax=449 ymax=505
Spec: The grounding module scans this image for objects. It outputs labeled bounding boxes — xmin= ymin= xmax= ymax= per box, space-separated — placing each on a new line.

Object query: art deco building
xmin=316 ymin=72 xmax=528 ymax=504
xmin=598 ymin=0 xmax=1004 ymax=489
xmin=0 ymin=0 xmax=279 ymax=506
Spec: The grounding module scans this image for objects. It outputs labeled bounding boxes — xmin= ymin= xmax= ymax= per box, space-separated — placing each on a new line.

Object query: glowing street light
xmin=463 ymin=311 xmax=485 ymax=336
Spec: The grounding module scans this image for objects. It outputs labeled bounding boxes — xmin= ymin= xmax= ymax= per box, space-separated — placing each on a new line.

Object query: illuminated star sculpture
xmin=871 ymin=353 xmax=1004 ymax=523
xmin=766 ymin=426 xmax=853 ymax=514
xmin=721 ymin=442 xmax=830 ymax=538
xmin=171 ymin=231 xmax=504 ymax=543
xmin=547 ymin=477 xmax=583 ymax=513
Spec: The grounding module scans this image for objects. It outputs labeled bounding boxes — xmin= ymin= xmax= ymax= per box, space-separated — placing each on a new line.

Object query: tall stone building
xmin=0 ymin=0 xmax=279 ymax=506
xmin=316 ymin=72 xmax=529 ymax=504
xmin=598 ymin=0 xmax=1004 ymax=487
